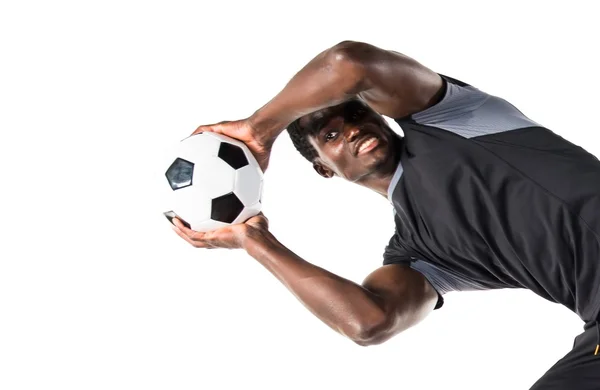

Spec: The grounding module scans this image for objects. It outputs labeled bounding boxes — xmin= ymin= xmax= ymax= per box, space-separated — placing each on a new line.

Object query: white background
xmin=1 ymin=1 xmax=598 ymax=389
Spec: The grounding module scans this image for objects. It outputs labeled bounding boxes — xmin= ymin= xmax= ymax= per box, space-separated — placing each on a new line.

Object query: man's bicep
xmin=361 ymin=264 xmax=439 ymax=342
xmin=381 ymin=231 xmax=445 ymax=311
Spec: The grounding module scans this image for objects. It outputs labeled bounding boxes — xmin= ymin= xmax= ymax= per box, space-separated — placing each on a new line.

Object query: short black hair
xmin=286 ymin=118 xmax=320 ymax=163
xmin=286 ymin=99 xmax=370 ymax=163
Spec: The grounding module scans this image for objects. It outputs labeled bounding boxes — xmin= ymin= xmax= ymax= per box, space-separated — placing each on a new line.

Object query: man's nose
xmin=344 ymin=127 xmax=360 ymax=143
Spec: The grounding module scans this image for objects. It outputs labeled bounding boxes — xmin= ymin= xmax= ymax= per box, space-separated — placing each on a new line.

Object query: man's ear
xmin=313 ymin=162 xmax=334 ymax=178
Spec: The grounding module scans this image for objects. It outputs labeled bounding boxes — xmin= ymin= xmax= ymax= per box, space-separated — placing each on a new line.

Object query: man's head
xmin=287 ymin=98 xmax=402 ymax=184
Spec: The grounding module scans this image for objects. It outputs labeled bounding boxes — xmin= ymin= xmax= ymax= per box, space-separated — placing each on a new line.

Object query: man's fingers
xmin=172 ymin=225 xmax=211 ymax=248
xmin=192 ymin=125 xmax=215 ymax=136
xmin=173 ymin=217 xmax=195 ymax=234
xmin=171 ymin=217 xmax=186 ymax=229
xmin=192 ymin=121 xmax=231 ymax=136
xmin=192 ymin=125 xmax=213 ymax=135
xmin=171 ymin=218 xmax=211 ymax=248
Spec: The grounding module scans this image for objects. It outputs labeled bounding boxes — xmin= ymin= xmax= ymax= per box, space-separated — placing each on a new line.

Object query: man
xmin=170 ymin=41 xmax=600 ymax=389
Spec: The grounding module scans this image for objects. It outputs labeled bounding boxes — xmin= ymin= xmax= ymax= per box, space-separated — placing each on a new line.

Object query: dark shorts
xmin=529 ymin=318 xmax=600 ymax=389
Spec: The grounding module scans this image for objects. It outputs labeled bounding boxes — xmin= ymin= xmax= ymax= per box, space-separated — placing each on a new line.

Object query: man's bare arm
xmin=244 ymin=229 xmax=439 ymax=346
xmin=249 ymin=40 xmax=443 ymax=143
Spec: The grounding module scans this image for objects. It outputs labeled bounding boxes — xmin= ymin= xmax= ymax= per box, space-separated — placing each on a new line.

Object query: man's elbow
xmin=327 ymin=41 xmax=369 ymax=66
xmin=324 ymin=41 xmax=370 ymax=88
xmin=350 ymin=324 xmax=395 ymax=347
xmin=350 ymin=313 xmax=419 ymax=346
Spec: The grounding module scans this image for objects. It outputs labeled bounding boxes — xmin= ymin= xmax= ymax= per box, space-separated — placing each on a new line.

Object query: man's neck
xmin=359 ymin=136 xmax=403 ymax=199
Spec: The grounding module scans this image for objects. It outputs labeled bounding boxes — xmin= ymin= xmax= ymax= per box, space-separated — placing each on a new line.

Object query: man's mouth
xmin=354 ymin=134 xmax=380 ymax=156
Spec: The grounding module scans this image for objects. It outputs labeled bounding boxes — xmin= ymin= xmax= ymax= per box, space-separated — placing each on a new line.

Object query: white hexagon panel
xmin=234 ymin=165 xmax=263 ymax=206
xmin=192 ymin=157 xmax=236 ymax=199
xmin=163 ymin=132 xmax=264 ymax=232
xmin=177 ymin=133 xmax=222 ymax=162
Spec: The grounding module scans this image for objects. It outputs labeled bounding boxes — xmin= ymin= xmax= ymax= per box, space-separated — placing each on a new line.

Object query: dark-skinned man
xmin=170 ymin=40 xmax=600 ymax=389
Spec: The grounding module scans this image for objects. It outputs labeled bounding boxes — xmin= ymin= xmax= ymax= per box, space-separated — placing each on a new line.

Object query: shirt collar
xmin=387 ymin=161 xmax=404 ymax=202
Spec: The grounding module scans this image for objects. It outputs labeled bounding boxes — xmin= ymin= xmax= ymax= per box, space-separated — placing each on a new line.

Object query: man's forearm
xmin=248 ymin=41 xmax=367 ymax=143
xmin=243 ymin=229 xmax=387 ymax=344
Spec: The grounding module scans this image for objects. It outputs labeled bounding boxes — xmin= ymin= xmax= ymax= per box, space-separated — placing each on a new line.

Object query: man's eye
xmin=325 ymin=131 xmax=338 ymax=141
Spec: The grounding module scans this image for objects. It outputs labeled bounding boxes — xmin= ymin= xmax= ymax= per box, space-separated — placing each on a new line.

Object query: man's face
xmin=304 ymin=100 xmax=400 ymax=183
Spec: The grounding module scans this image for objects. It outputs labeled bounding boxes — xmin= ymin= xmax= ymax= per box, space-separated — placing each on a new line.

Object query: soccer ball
xmin=163 ymin=132 xmax=264 ymax=232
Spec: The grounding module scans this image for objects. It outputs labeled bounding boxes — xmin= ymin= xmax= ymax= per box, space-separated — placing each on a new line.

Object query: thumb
xmin=191 ymin=121 xmax=230 ymax=136
xmin=248 ymin=212 xmax=269 ymax=229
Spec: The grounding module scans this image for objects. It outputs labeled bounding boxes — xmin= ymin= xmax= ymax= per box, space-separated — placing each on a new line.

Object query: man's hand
xmin=191 ymin=119 xmax=272 ymax=172
xmin=171 ymin=213 xmax=269 ymax=250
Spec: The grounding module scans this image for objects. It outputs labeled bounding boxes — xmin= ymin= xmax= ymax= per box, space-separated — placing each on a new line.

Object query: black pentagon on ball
xmin=165 ymin=158 xmax=194 ymax=190
xmin=211 ymin=192 xmax=244 ymax=223
xmin=218 ymin=142 xmax=248 ymax=169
